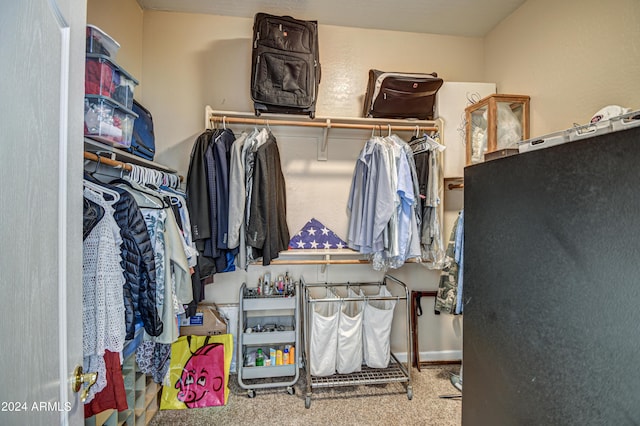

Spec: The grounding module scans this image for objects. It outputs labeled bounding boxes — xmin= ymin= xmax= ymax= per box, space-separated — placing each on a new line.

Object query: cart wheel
xmin=255 ymin=109 xmax=261 ymax=117
xmin=247 ymin=389 xmax=256 ymax=398
xmin=305 ymin=396 xmax=311 ymax=409
xmin=287 ymin=386 xmax=296 ymax=395
xmin=407 ymin=387 xmax=413 ymax=401
xmin=309 ymin=112 xmax=315 ymax=119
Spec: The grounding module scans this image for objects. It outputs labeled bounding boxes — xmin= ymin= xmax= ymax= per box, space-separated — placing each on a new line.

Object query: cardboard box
xmin=179 ymin=303 xmax=228 ymax=336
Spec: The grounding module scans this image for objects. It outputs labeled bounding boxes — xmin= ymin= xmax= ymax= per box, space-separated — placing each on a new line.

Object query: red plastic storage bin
xmin=85 ymin=53 xmax=138 ymax=110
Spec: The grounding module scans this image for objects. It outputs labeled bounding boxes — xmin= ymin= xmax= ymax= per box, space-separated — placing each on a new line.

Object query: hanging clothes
xmin=186 ymin=129 xmax=214 ymax=243
xmin=372 ymin=135 xmax=422 ymax=270
xmin=113 ymin=177 xmax=191 ymax=383
xmin=347 ymin=136 xmax=395 ymax=256
xmin=347 ymin=134 xmax=424 ymax=270
xmin=186 ymin=129 xmax=216 ymax=279
xmin=454 ymin=210 xmax=464 ymax=314
xmin=112 ymin=179 xmax=192 ymax=322
xmin=243 ymin=128 xmax=269 ymax=265
xmin=435 ymin=210 xmax=464 ymax=315
xmin=246 ymin=130 xmax=290 ymax=266
xmin=186 ymin=128 xmax=239 ymax=277
xmin=83 ymin=159 xmax=189 ymax=401
xmin=159 ymin=185 xmax=198 ymax=269
xmin=82 ymin=187 xmax=126 ymax=404
xmin=202 ymin=128 xmax=236 ymax=268
xmin=83 ymin=197 xmax=104 ymax=240
xmin=159 ymin=184 xmax=201 ymax=317
xmin=188 ymin=126 xmax=290 ymax=269
xmin=84 ymin=350 xmax=128 ymax=417
xmin=136 ymin=340 xmax=172 ymax=384
xmin=114 ymin=182 xmax=192 ymax=342
xmin=413 ymin=134 xmax=446 ymax=268
xmin=85 ymin=174 xmax=162 ymax=339
xmin=227 ymin=131 xmax=250 ymax=268
xmin=213 ymin=128 xmax=235 ymax=252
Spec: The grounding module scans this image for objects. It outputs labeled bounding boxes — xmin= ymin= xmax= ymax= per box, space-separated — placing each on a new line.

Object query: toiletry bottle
xmin=255 ymin=348 xmax=264 ymax=367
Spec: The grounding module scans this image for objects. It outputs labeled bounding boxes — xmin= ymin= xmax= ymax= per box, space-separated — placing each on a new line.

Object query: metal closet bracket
xmin=318 ymin=118 xmax=331 ymax=161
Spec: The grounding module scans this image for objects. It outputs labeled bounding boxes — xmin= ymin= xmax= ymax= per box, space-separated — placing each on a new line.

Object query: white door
xmin=0 ymin=0 xmax=85 ymax=425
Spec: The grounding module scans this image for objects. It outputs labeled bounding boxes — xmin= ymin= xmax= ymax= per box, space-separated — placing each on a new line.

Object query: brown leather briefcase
xmin=362 ymin=70 xmax=443 ymax=120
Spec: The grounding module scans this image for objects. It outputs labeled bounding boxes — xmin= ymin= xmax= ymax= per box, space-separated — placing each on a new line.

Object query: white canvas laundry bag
xmin=310 ymin=288 xmax=340 ymax=376
xmin=336 ymin=288 xmax=365 ymax=374
xmin=363 ymin=285 xmax=397 ymax=368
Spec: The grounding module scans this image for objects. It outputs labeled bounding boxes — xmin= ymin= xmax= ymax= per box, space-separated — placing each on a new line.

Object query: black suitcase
xmin=125 ymin=100 xmax=155 ymax=161
xmin=362 ymin=70 xmax=443 ymax=120
xmin=251 ymin=13 xmax=321 ymax=118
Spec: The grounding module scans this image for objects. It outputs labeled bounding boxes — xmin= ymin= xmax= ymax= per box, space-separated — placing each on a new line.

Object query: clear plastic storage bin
xmin=84 ymin=95 xmax=137 ymax=148
xmin=86 ymin=25 xmax=120 ymax=59
xmin=85 ymin=53 xmax=138 ymax=110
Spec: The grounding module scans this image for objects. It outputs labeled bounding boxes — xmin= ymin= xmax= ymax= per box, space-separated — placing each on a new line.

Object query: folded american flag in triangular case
xmin=289 ymin=218 xmax=347 ymax=250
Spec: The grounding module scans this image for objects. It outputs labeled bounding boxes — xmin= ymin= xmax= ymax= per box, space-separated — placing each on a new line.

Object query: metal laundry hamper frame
xmin=301 ymin=274 xmax=412 ymax=408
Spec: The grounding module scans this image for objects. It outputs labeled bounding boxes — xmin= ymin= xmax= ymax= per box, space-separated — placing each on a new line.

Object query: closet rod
xmin=83 ymin=151 xmax=184 ymax=182
xmin=210 ymin=115 xmax=439 ymax=133
xmin=84 ymin=151 xmax=132 ymax=171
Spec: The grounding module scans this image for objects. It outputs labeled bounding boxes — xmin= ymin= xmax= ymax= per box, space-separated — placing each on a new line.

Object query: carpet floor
xmin=150 ymin=364 xmax=462 ymax=426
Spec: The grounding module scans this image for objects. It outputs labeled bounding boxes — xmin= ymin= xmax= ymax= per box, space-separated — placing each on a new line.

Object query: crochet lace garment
xmin=83 ymin=189 xmax=126 ymax=403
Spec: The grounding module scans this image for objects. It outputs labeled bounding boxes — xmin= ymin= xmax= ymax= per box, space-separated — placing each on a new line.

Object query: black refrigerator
xmin=463 ymin=125 xmax=640 ymax=425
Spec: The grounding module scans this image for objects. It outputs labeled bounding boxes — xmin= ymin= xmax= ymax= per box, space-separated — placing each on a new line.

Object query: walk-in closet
xmin=1 ymin=0 xmax=639 ymax=425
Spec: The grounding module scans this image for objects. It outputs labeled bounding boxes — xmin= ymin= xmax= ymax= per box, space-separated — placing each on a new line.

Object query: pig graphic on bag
xmin=174 ymin=343 xmax=225 ymax=408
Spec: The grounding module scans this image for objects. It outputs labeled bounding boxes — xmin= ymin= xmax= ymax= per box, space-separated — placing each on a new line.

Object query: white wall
xmin=484 ymin=0 xmax=640 ymax=136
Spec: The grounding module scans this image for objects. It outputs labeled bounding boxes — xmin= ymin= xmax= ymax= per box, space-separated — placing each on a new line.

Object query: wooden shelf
xmin=253 ymin=249 xmax=367 ymax=265
xmin=117 ymin=409 xmax=133 ymax=426
xmin=94 ymin=409 xmax=115 ymax=426
xmin=249 ymin=249 xmax=426 ymax=266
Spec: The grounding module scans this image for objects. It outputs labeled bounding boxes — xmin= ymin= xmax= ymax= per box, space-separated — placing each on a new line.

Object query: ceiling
xmin=136 ymin=0 xmax=527 ymax=38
